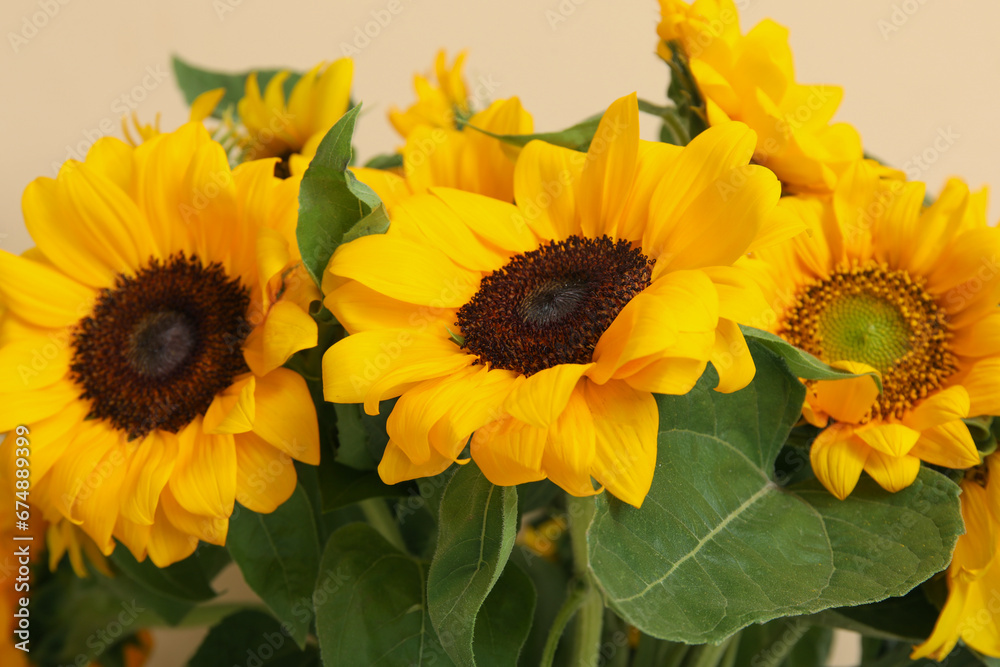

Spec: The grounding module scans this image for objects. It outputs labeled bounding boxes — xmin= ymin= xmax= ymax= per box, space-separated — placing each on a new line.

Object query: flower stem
xmin=359 ymin=498 xmax=407 ymax=554
xmin=566 ymin=494 xmax=603 ymax=667
xmin=686 ymin=637 xmax=735 ymax=667
xmin=539 ymin=579 xmax=588 ymax=667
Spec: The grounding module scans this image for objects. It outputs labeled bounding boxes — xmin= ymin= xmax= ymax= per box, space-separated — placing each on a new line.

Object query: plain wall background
xmin=2 ymin=0 xmax=996 ymax=664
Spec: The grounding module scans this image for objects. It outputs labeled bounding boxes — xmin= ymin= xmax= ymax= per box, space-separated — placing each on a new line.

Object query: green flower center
xmin=779 ymin=262 xmax=956 ymax=421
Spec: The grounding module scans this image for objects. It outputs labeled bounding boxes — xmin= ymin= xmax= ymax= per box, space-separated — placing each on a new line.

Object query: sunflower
xmin=322 ymin=93 xmax=800 ymax=506
xmin=388 ymin=50 xmax=471 ymax=138
xmin=913 ymin=455 xmax=1000 ymax=659
xmin=0 ymin=122 xmax=321 ymax=567
xmin=747 ymin=161 xmax=999 ymax=499
xmin=353 ymin=96 xmax=533 ymax=211
xmin=236 ymin=58 xmax=353 ymax=176
xmin=122 ymin=87 xmax=225 ymax=146
xmin=657 ymin=0 xmax=862 ymax=194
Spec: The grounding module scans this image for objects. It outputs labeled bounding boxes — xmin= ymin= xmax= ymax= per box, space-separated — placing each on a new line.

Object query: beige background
xmin=2 ymin=0 xmax=996 ymax=664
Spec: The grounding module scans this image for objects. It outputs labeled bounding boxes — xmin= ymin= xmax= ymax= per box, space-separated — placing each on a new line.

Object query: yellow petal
xmin=902 ymin=386 xmax=970 ymax=431
xmin=351 ymin=167 xmax=412 ymax=213
xmin=430 ymin=368 xmax=521 ymax=460
xmin=169 ymin=420 xmax=237 ymax=518
xmin=234 ymin=431 xmax=298 ymax=514
xmin=809 ymin=362 xmax=880 ymax=424
xmin=158 ymin=484 xmax=228 ymax=546
xmin=48 ymin=419 xmax=120 ymax=522
xmin=14 ymin=398 xmax=87 ymax=484
xmin=959 ymin=358 xmax=1000 ymax=417
xmin=251 ymin=367 xmax=320 ymax=465
xmin=324 ymin=280 xmax=455 ymax=335
xmin=810 ymin=423 xmax=868 ymax=500
xmin=147 ymin=496 xmax=202 ymax=567
xmin=432 ymin=187 xmax=540 ymax=254
xmin=326 ymin=233 xmax=479 ymax=307
xmin=504 ymin=363 xmax=593 ymax=429
xmin=862 ymin=450 xmax=920 ymax=493
xmin=242 ymin=301 xmax=318 ymax=377
xmin=711 ymin=318 xmax=756 ymax=393
xmin=541 ymin=386 xmax=599 ymax=497
xmin=189 ymin=88 xmax=225 ymax=122
xmin=72 ymin=441 xmax=129 ymax=554
xmin=622 ymin=357 xmax=708 ymax=395
xmin=908 ymin=420 xmax=982 ymax=469
xmin=0 ymin=377 xmax=81 ymax=432
xmin=910 ymin=576 xmax=969 ymax=660
xmin=322 ymin=330 xmax=473 ymax=414
xmin=514 ymin=138 xmax=584 ymax=241
xmin=378 ymin=440 xmax=454 ymax=485
xmin=700 ymin=265 xmax=773 ymax=327
xmin=0 ymin=251 xmax=94 ymax=328
xmin=577 ymin=93 xmax=639 ymax=238
xmin=853 ymin=423 xmax=921 ymax=458
xmin=203 ymin=374 xmax=256 ymax=435
xmin=585 ymin=380 xmax=657 ymax=508
xmin=119 ymin=430 xmax=177 ymax=526
xmin=470 ymin=417 xmax=548 ymax=487
xmin=952 ymin=481 xmax=994 ymax=574
xmin=0 ymin=330 xmax=72 ymax=391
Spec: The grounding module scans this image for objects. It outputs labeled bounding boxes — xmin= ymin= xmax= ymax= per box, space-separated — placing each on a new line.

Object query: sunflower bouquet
xmin=4 ymin=1 xmax=1000 ymax=666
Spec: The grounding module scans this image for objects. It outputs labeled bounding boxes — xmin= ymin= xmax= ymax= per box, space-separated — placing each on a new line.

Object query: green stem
xmin=360 ymin=498 xmax=407 ymax=554
xmin=566 ymin=494 xmax=603 ymax=667
xmin=660 ymin=109 xmax=690 ymax=145
xmin=686 ymin=637 xmax=735 ymax=667
xmin=539 ymin=580 xmax=588 ymax=667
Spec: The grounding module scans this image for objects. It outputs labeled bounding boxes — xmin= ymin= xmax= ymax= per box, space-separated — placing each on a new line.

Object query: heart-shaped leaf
xmin=588 ymin=340 xmax=963 ymax=643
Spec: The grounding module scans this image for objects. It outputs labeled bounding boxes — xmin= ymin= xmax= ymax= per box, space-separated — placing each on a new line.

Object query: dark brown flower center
xmin=70 ymin=254 xmax=251 ymax=439
xmin=779 ymin=261 xmax=956 ymax=421
xmin=456 ymin=235 xmax=652 ymax=377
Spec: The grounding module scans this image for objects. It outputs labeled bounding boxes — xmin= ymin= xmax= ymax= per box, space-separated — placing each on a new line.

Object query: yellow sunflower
xmin=657 ymin=0 xmax=862 ymax=194
xmin=236 ymin=58 xmax=353 ymax=175
xmin=0 ymin=122 xmax=321 ymax=567
xmin=322 ymin=93 xmax=800 ymax=506
xmin=913 ymin=455 xmax=1000 ymax=659
xmin=353 ymin=96 xmax=533 ymax=211
xmin=747 ymin=161 xmax=998 ymax=499
xmin=388 ymin=50 xmax=470 ymax=138
xmin=122 ymin=87 xmax=226 ymax=146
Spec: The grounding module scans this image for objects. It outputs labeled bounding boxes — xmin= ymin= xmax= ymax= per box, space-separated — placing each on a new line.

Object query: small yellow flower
xmin=122 ymin=88 xmax=225 ymax=146
xmin=389 ymin=50 xmax=470 ymax=138
xmin=323 ymin=94 xmax=797 ymax=506
xmin=748 ymin=162 xmax=999 ymax=499
xmin=913 ymin=456 xmax=1000 ymax=659
xmin=0 ymin=123 xmax=321 ymax=566
xmin=658 ymin=0 xmax=862 ymax=194
xmin=354 ymin=50 xmax=531 ymax=210
xmin=237 ymin=59 xmax=353 ymax=175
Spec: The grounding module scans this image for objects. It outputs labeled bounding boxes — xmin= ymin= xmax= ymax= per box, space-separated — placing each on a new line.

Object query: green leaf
xmin=472 ymin=562 xmax=537 ymax=666
xmin=427 ymin=462 xmax=520 ymax=666
xmin=340 ymin=205 xmax=391 ymax=244
xmin=810 ymin=586 xmax=940 ymax=642
xmin=188 ymin=609 xmax=320 ymax=667
xmin=314 ymin=523 xmax=456 ymax=666
xmin=740 ymin=325 xmax=883 ymax=391
xmin=588 ymin=340 xmax=963 ymax=644
xmin=108 ymin=543 xmax=222 ymax=625
xmin=296 ymin=105 xmax=389 ymax=286
xmin=467 ymin=113 xmax=602 ymax=152
xmin=171 ymin=55 xmax=301 ymax=120
xmin=363 ymin=152 xmax=404 ymax=169
xmin=332 ymin=402 xmax=378 ymax=470
xmin=227 ymin=486 xmax=322 ymax=648
xmin=320 ymin=460 xmax=407 ymax=512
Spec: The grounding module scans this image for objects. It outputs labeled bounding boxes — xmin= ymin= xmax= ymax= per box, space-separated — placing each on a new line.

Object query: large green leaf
xmin=314 ymin=523 xmax=455 ymax=666
xmin=171 ymin=55 xmax=301 ymax=120
xmin=427 ymin=462 xmax=520 ymax=666
xmin=296 ymin=105 xmax=388 ymax=286
xmin=227 ymin=486 xmax=322 ymax=648
xmin=472 ymin=562 xmax=537 ymax=666
xmin=740 ymin=325 xmax=882 ymax=390
xmin=588 ymin=340 xmax=963 ymax=643
xmin=188 ymin=610 xmax=320 ymax=667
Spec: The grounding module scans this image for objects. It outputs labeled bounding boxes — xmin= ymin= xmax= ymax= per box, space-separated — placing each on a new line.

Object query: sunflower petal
xmin=854 ymin=422 xmax=921 ymax=458
xmin=203 ymin=374 xmax=256 ymax=435
xmin=908 ymin=420 xmax=981 ymax=469
xmin=810 ymin=424 xmax=868 ymax=500
xmin=251 ymin=367 xmax=320 ymax=465
xmin=242 ymin=301 xmax=318 ymax=377
xmin=505 ymin=363 xmax=593 ymax=429
xmin=470 ymin=418 xmax=547 ymax=487
xmin=863 ymin=450 xmax=920 ymax=493
xmin=169 ymin=421 xmax=237 ymax=519
xmin=809 ymin=362 xmax=880 ymax=424
xmin=541 ymin=386 xmax=599 ymax=497
xmin=234 ymin=431 xmax=298 ymax=513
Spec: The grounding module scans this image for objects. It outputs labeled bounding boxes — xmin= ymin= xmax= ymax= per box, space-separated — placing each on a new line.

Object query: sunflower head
xmin=657 ymin=0 xmax=862 ymax=194
xmin=913 ymin=454 xmax=1000 ymax=659
xmin=389 ymin=50 xmax=471 ymax=138
xmin=0 ymin=123 xmax=321 ymax=566
xmin=750 ymin=161 xmax=999 ymax=499
xmin=324 ymin=93 xmax=799 ymax=507
xmin=236 ymin=58 xmax=354 ymax=175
